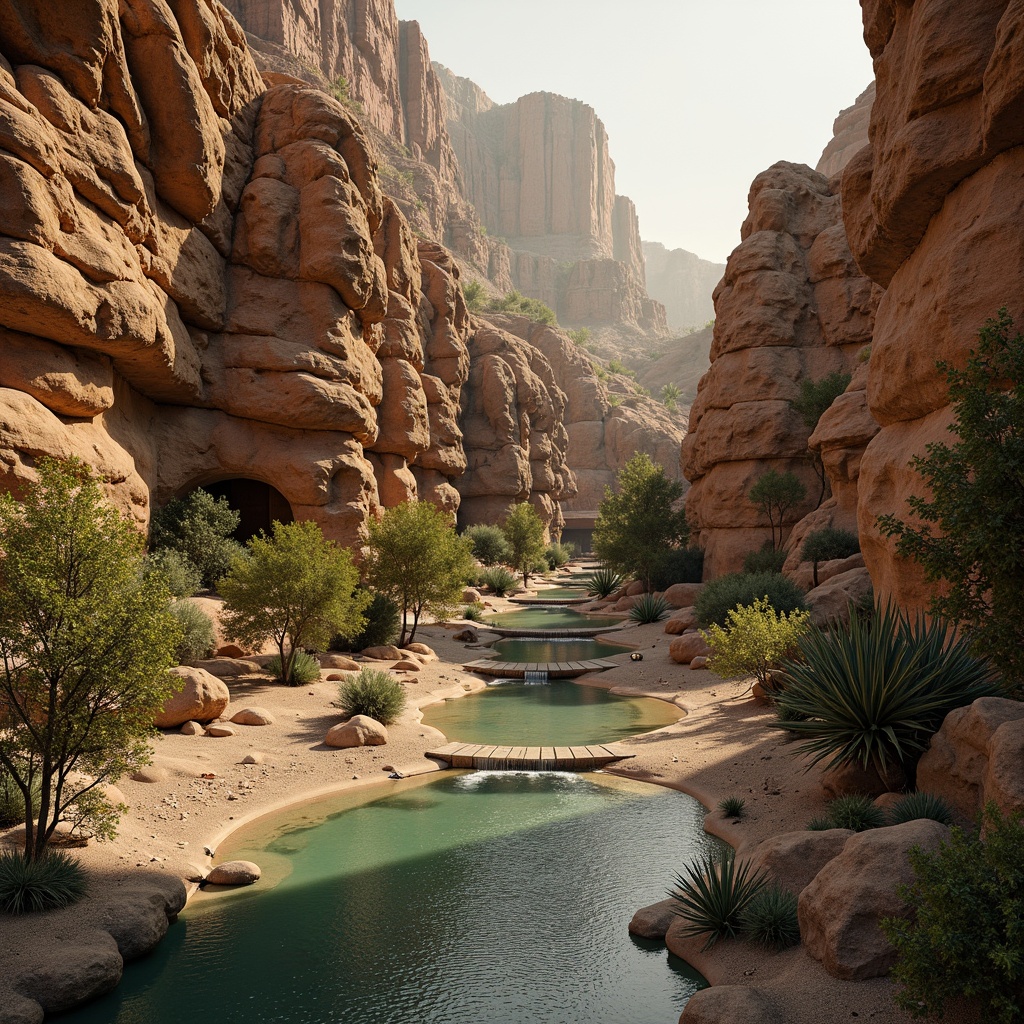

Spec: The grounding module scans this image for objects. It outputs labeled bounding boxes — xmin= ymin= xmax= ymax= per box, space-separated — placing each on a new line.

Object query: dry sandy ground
xmin=0 ymin=586 xmax=919 ymax=1024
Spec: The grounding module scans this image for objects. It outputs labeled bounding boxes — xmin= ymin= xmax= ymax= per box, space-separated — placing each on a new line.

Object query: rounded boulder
xmin=155 ymin=667 xmax=229 ymax=728
xmin=325 ymin=715 xmax=389 ymax=748
xmin=230 ymin=707 xmax=275 ymax=726
xmin=206 ymin=861 xmax=261 ymax=886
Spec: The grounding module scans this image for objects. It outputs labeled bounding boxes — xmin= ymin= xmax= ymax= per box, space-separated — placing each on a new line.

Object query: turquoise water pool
xmin=491 ymin=637 xmax=631 ymax=662
xmin=484 ymin=607 xmax=622 ymax=630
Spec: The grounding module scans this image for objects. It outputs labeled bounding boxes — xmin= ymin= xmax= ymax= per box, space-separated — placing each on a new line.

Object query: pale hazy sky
xmin=393 ymin=0 xmax=873 ymax=265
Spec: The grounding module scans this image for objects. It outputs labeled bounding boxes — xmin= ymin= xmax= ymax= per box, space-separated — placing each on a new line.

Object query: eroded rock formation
xmin=816 ymin=82 xmax=875 ymax=179
xmin=682 ymin=162 xmax=881 ymax=576
xmin=641 ymin=242 xmax=723 ymax=332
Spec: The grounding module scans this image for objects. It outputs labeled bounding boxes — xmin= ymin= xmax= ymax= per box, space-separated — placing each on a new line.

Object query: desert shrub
xmin=479 ymin=566 xmax=518 ymax=597
xmin=742 ymin=545 xmax=788 ymax=575
xmin=0 ymin=773 xmax=40 ymax=830
xmin=337 ymin=668 xmax=407 ymax=725
xmin=168 ymin=600 xmax=216 ymax=665
xmin=0 ymin=850 xmax=87 ymax=914
xmin=629 ymin=593 xmax=670 ymax=624
xmin=543 ymin=542 xmax=573 ymax=570
xmin=719 ymin=796 xmax=745 ymax=818
xmin=648 ymin=547 xmax=704 ymax=590
xmin=488 ymin=289 xmax=557 ymax=325
xmin=748 ymin=470 xmax=807 ymax=551
xmin=151 ymin=489 xmax=245 ymax=589
xmin=773 ymin=602 xmax=1001 ymax=780
xmin=739 ymin=883 xmax=800 ymax=950
xmin=585 ymin=567 xmax=623 ymax=598
xmin=265 ymin=650 xmax=321 ymax=687
xmin=464 ymin=524 xmax=513 ymax=567
xmin=669 ymin=849 xmax=767 ymax=950
xmin=567 ymin=327 xmax=591 ymax=346
xmin=144 ymin=548 xmax=203 ymax=598
xmin=806 ymin=816 xmax=834 ymax=831
xmin=824 ymin=795 xmax=887 ymax=832
xmin=461 ymin=603 xmax=486 ymax=623
xmin=461 ymin=279 xmax=486 ymax=311
xmin=883 ymin=804 xmax=1024 ymax=1023
xmin=331 ymin=591 xmax=400 ymax=652
xmin=702 ymin=597 xmax=811 ymax=690
xmin=802 ymin=527 xmax=861 ymax=587
xmin=888 ymin=792 xmax=954 ymax=827
xmin=695 ymin=572 xmax=808 ymax=629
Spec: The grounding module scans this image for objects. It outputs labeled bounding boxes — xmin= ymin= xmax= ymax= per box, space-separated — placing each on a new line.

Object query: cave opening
xmin=201 ymin=478 xmax=294 ymax=543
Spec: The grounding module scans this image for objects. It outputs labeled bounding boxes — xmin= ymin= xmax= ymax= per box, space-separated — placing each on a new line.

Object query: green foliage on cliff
xmin=489 ymin=289 xmax=558 ymax=325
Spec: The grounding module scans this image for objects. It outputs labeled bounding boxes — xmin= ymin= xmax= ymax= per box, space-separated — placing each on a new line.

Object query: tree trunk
xmin=408 ymin=606 xmax=421 ymax=645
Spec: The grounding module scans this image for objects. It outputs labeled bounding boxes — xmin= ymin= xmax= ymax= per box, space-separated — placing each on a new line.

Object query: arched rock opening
xmin=201 ymin=479 xmax=294 ymax=543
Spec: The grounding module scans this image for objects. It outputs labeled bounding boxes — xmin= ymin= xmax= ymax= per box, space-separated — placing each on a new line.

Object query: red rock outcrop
xmin=816 ymin=82 xmax=875 ymax=179
xmin=682 ymin=162 xmax=882 ymax=577
xmin=842 ymin=0 xmax=1024 ymax=613
xmin=641 ymin=242 xmax=724 ymax=332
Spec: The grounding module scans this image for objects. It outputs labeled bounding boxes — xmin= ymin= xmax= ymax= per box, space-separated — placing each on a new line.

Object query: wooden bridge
xmin=461 ymin=658 xmax=620 ymax=678
xmin=425 ymin=741 xmax=633 ymax=772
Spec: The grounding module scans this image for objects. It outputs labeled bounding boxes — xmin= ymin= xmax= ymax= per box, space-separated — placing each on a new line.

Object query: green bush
xmin=739 ymin=883 xmax=800 ymax=950
xmin=543 ymin=542 xmax=572 ymax=570
xmin=266 ymin=650 xmax=321 ymax=687
xmin=585 ymin=567 xmax=623 ymax=598
xmin=742 ymin=545 xmax=788 ymax=575
xmin=567 ymin=327 xmax=591 ymax=346
xmin=338 ymin=668 xmax=407 ymax=725
xmin=888 ymin=792 xmax=954 ymax=827
xmin=802 ymin=527 xmax=861 ymax=587
xmin=773 ymin=602 xmax=1001 ymax=780
xmin=488 ymin=289 xmax=557 ymax=325
xmin=0 ymin=850 xmax=87 ymax=914
xmin=748 ymin=470 xmax=807 ymax=551
xmin=462 ymin=603 xmax=486 ymax=623
xmin=695 ymin=572 xmax=808 ymax=629
xmin=649 ymin=547 xmax=704 ymax=590
xmin=719 ymin=796 xmax=745 ymax=818
xmin=144 ymin=548 xmax=202 ymax=598
xmin=0 ymin=773 xmax=39 ymax=830
xmin=480 ymin=566 xmax=518 ymax=597
xmin=461 ymin=280 xmax=487 ymax=312
xmin=464 ymin=524 xmax=513 ymax=566
xmin=806 ymin=816 xmax=834 ymax=831
xmin=702 ymin=597 xmax=811 ymax=690
xmin=669 ymin=849 xmax=767 ymax=950
xmin=168 ymin=600 xmax=216 ymax=665
xmin=151 ymin=489 xmax=246 ymax=589
xmin=824 ymin=795 xmax=887 ymax=832
xmin=629 ymin=593 xmax=670 ymax=624
xmin=331 ymin=591 xmax=400 ymax=652
xmin=883 ymin=804 xmax=1024 ymax=1023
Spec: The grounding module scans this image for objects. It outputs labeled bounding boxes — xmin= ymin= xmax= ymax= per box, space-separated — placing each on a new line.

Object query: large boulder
xmin=679 ymin=986 xmax=781 ymax=1024
xmin=194 ymin=658 xmax=262 ymax=678
xmin=805 ymin=567 xmax=873 ymax=627
xmin=97 ymin=880 xmax=187 ymax=961
xmin=663 ymin=583 xmax=702 ymax=608
xmin=361 ymin=645 xmax=403 ymax=661
xmin=669 ymin=632 xmax=711 ymax=665
xmin=155 ymin=667 xmax=230 ymax=728
xmin=230 ymin=707 xmax=275 ymax=726
xmin=745 ymin=828 xmax=853 ymax=895
xmin=319 ymin=654 xmax=360 ymax=671
xmin=206 ymin=861 xmax=261 ymax=886
xmin=798 ymin=820 xmax=948 ymax=980
xmin=664 ymin=608 xmax=698 ymax=634
xmin=627 ymin=898 xmax=677 ymax=939
xmin=13 ymin=937 xmax=123 ymax=1014
xmin=324 ymin=715 xmax=389 ymax=747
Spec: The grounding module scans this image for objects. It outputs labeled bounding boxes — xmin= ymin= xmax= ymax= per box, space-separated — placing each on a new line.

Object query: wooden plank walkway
xmin=462 ymin=658 xmax=621 ymax=678
xmin=425 ymin=741 xmax=634 ymax=772
xmin=487 ymin=624 xmax=624 ymax=638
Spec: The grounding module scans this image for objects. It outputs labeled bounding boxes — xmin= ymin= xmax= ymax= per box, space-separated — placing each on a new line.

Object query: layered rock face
xmin=641 ymin=242 xmax=724 ymax=332
xmin=816 ymin=82 xmax=875 ymax=178
xmin=843 ymin=0 xmax=1024 ymax=611
xmin=682 ymin=162 xmax=881 ymax=576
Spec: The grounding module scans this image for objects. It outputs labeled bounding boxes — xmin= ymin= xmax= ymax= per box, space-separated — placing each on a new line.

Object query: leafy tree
xmin=365 ymin=501 xmax=475 ymax=646
xmin=878 ymin=310 xmax=1024 ymax=686
xmin=0 ymin=458 xmax=181 ymax=860
xmin=661 ymin=382 xmax=681 ymax=410
xmin=501 ymin=502 xmax=547 ymax=588
xmin=802 ymin=527 xmax=860 ymax=587
xmin=463 ymin=523 xmax=512 ymax=566
xmin=593 ymin=453 xmax=689 ymax=590
xmin=151 ymin=488 xmax=244 ymax=589
xmin=461 ymin=279 xmax=486 ymax=312
xmin=220 ymin=519 xmax=367 ymax=685
xmin=790 ymin=371 xmax=852 ymax=506
xmin=748 ymin=470 xmax=807 ymax=551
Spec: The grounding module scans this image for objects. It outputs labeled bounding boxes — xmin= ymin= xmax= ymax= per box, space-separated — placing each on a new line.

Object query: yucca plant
xmin=461 ymin=603 xmax=486 ymax=623
xmin=266 ymin=649 xmax=321 ymax=686
xmin=629 ymin=593 xmax=670 ymax=624
xmin=888 ymin=792 xmax=954 ymax=827
xmin=719 ymin=796 xmax=746 ymax=818
xmin=668 ymin=849 xmax=767 ymax=950
xmin=0 ymin=850 xmax=87 ymax=914
xmin=739 ymin=882 xmax=801 ymax=950
xmin=773 ymin=602 xmax=1001 ymax=780
xmin=806 ymin=816 xmax=834 ymax=831
xmin=585 ymin=567 xmax=623 ymax=599
xmin=479 ymin=566 xmax=518 ymax=597
xmin=825 ymin=795 xmax=887 ymax=832
xmin=337 ymin=667 xmax=407 ymax=725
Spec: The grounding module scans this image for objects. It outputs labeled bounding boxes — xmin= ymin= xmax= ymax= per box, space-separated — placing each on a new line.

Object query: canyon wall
xmin=816 ymin=82 xmax=874 ymax=178
xmin=641 ymin=242 xmax=723 ymax=332
xmin=842 ymin=0 xmax=1024 ymax=611
xmin=682 ymin=162 xmax=881 ymax=576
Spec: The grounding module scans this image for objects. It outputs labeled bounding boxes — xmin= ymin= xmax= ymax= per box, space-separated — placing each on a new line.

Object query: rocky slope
xmin=682 ymin=162 xmax=881 ymax=576
xmin=641 ymin=242 xmax=723 ymax=332
xmin=816 ymin=82 xmax=874 ymax=178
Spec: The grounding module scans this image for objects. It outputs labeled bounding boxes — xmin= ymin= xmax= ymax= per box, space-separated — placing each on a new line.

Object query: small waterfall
xmin=523 ymin=669 xmax=549 ymax=685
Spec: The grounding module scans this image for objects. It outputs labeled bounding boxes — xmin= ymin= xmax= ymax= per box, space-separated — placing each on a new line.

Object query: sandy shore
xmin=0 ymin=584 xmax=916 ymax=1024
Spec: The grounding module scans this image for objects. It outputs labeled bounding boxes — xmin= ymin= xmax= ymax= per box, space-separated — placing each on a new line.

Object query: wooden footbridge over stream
xmin=423 ymin=741 xmax=633 ymax=772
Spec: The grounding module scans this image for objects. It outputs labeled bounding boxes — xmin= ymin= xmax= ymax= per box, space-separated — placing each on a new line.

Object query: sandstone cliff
xmin=641 ymin=242 xmax=723 ymax=332
xmin=682 ymin=162 xmax=881 ymax=576
xmin=842 ymin=0 xmax=1024 ymax=612
xmin=816 ymin=82 xmax=875 ymax=179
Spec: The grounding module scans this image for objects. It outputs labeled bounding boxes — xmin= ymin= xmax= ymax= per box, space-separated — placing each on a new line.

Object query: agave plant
xmin=585 ymin=567 xmax=623 ymax=599
xmin=668 ymin=849 xmax=766 ymax=950
xmin=773 ymin=602 xmax=1001 ymax=779
xmin=629 ymin=593 xmax=670 ymax=624
xmin=888 ymin=791 xmax=954 ymax=827
xmin=739 ymin=882 xmax=801 ymax=950
xmin=824 ymin=795 xmax=887 ymax=832
xmin=479 ymin=566 xmax=518 ymax=597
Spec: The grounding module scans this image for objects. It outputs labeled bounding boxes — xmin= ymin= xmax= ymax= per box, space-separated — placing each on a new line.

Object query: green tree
xmin=661 ymin=382 xmax=681 ymax=410
xmin=593 ymin=453 xmax=689 ymax=590
xmin=0 ymin=458 xmax=181 ymax=860
xmin=790 ymin=371 xmax=852 ymax=506
xmin=151 ymin=488 xmax=244 ymax=589
xmin=501 ymin=502 xmax=547 ymax=588
xmin=461 ymin=279 xmax=486 ymax=312
xmin=878 ymin=309 xmax=1024 ymax=686
xmin=220 ymin=519 xmax=367 ymax=685
xmin=748 ymin=470 xmax=807 ymax=552
xmin=365 ymin=501 xmax=475 ymax=646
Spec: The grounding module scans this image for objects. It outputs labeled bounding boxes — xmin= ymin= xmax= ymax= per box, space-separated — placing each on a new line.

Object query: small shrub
xmin=748 ymin=470 xmax=807 ymax=551
xmin=144 ymin=548 xmax=202 ymax=598
xmin=585 ymin=567 xmax=623 ymax=598
xmin=543 ymin=542 xmax=572 ymax=570
xmin=629 ymin=593 xmax=670 ymax=624
xmin=464 ymin=524 xmax=512 ymax=566
xmin=567 ymin=327 xmax=591 ymax=346
xmin=669 ymin=849 xmax=767 ymax=950
xmin=338 ymin=668 xmax=407 ymax=725
xmin=888 ymin=792 xmax=954 ymax=827
xmin=266 ymin=650 xmax=321 ymax=687
xmin=825 ymin=795 xmax=887 ymax=832
xmin=462 ymin=603 xmax=486 ymax=623
xmin=0 ymin=850 xmax=87 ymax=914
xmin=806 ymin=816 xmax=833 ymax=831
xmin=331 ymin=591 xmax=401 ymax=652
xmin=702 ymin=597 xmax=811 ymax=690
xmin=884 ymin=804 xmax=1024 ymax=1023
xmin=0 ymin=773 xmax=40 ymax=830
xmin=719 ymin=796 xmax=746 ymax=818
xmin=742 ymin=545 xmax=788 ymax=575
xmin=488 ymin=289 xmax=557 ymax=325
xmin=151 ymin=489 xmax=245 ymax=589
xmin=648 ymin=547 xmax=704 ymax=590
xmin=461 ymin=280 xmax=487 ymax=312
xmin=739 ymin=883 xmax=800 ymax=950
xmin=695 ymin=572 xmax=808 ymax=629
xmin=168 ymin=600 xmax=215 ymax=665
xmin=479 ymin=566 xmax=518 ymax=597
xmin=607 ymin=393 xmax=622 ymax=407
xmin=802 ymin=527 xmax=861 ymax=587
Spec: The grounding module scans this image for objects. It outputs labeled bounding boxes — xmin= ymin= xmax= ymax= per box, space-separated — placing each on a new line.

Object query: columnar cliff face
xmin=682 ymin=162 xmax=881 ymax=577
xmin=842 ymin=0 xmax=1024 ymax=611
xmin=816 ymin=82 xmax=875 ymax=178
xmin=0 ymin=0 xmax=577 ymax=542
xmin=641 ymin=242 xmax=724 ymax=332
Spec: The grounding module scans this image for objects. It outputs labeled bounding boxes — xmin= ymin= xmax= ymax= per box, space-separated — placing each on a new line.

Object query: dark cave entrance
xmin=202 ymin=478 xmax=294 ymax=543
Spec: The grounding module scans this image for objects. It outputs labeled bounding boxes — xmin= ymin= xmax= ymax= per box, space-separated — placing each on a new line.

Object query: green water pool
xmin=63 ymin=771 xmax=719 ymax=1024
xmin=530 ymin=586 xmax=589 ymax=599
xmin=491 ymin=637 xmax=631 ymax=662
xmin=421 ymin=680 xmax=680 ymax=745
xmin=484 ymin=606 xmax=622 ymax=630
